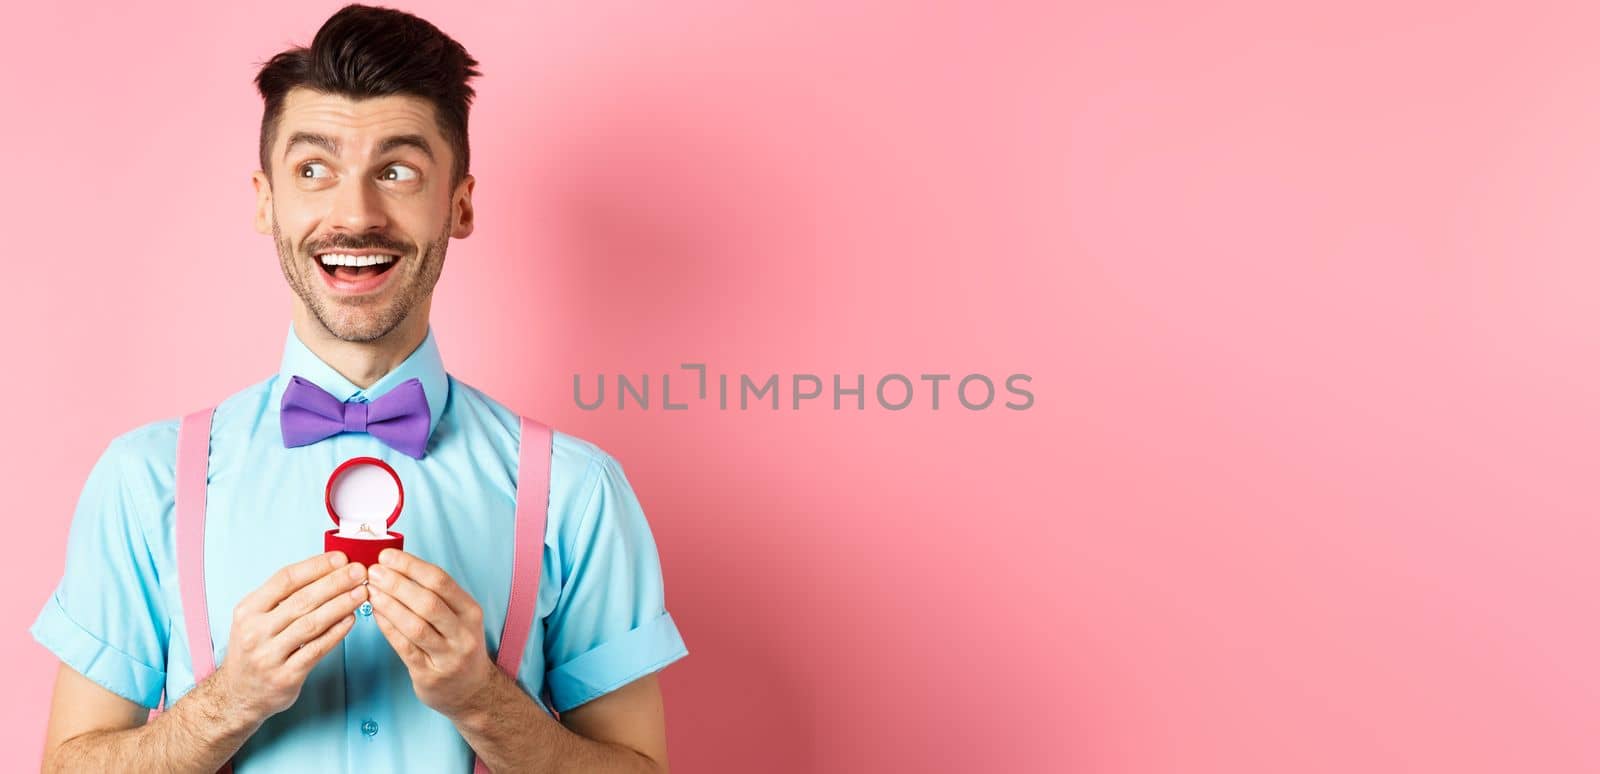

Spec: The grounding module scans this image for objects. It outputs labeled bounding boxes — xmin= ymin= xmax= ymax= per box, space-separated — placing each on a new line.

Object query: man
xmin=29 ymin=5 xmax=687 ymax=772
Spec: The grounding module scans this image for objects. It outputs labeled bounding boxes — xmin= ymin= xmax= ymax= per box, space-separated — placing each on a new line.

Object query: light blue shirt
xmin=29 ymin=323 xmax=688 ymax=772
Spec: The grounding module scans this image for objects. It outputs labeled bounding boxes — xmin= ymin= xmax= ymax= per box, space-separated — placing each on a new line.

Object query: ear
xmin=251 ymin=170 xmax=273 ymax=235
xmin=451 ymin=174 xmax=475 ymax=239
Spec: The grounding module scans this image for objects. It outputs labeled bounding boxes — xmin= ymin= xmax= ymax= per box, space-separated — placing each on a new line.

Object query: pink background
xmin=3 ymin=1 xmax=1596 ymax=772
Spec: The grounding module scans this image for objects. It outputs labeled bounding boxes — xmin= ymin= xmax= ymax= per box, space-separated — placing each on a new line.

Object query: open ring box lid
xmin=323 ymin=456 xmax=405 ymax=567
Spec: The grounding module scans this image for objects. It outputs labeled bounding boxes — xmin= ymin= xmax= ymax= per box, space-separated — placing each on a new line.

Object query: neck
xmin=290 ymin=302 xmax=431 ymax=389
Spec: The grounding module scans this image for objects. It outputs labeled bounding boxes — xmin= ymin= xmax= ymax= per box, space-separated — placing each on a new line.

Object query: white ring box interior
xmin=330 ymin=462 xmax=399 ymax=539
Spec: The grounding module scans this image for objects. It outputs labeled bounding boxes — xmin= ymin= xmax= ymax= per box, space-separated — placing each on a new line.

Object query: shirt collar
xmin=269 ymin=322 xmax=450 ymax=445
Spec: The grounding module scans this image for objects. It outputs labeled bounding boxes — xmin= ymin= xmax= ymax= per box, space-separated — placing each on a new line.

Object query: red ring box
xmin=323 ymin=456 xmax=404 ymax=567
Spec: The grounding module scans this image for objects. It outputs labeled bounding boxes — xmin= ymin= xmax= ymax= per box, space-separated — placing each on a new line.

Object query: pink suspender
xmin=176 ymin=409 xmax=216 ymax=683
xmin=176 ymin=407 xmax=229 ymax=772
xmin=475 ymin=417 xmax=552 ymax=774
xmin=175 ymin=409 xmax=553 ymax=774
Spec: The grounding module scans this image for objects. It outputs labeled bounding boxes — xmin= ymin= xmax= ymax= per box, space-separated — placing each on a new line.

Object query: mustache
xmin=303 ymin=234 xmax=411 ymax=255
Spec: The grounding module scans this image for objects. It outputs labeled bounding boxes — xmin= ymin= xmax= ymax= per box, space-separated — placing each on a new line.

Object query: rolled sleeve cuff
xmin=29 ymin=594 xmax=165 ymax=709
xmin=546 ymin=611 xmax=688 ymax=713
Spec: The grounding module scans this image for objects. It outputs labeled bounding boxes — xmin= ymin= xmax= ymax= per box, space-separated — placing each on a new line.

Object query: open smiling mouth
xmin=317 ymin=253 xmax=401 ymax=279
xmin=316 ymin=252 xmax=402 ymax=294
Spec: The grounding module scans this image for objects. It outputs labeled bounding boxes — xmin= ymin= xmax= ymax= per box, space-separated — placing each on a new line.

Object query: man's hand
xmin=366 ymin=548 xmax=672 ymax=773
xmin=217 ymin=551 xmax=369 ymax=720
xmin=365 ymin=548 xmax=495 ymax=719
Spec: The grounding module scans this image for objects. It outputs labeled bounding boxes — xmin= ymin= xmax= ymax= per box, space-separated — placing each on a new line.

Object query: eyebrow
xmin=282 ymin=132 xmax=435 ymax=162
xmin=377 ymin=134 xmax=435 ymax=161
xmin=283 ymin=131 xmax=337 ymax=160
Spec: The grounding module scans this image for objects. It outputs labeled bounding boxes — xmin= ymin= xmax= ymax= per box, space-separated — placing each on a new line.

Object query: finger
xmin=368 ymin=562 xmax=461 ymax=640
xmin=367 ymin=584 xmax=448 ymax=657
xmin=284 ymin=608 xmax=357 ymax=674
xmin=271 ymin=581 xmax=368 ymax=663
xmin=242 ymin=552 xmax=349 ymax=613
xmin=267 ymin=561 xmax=367 ymax=637
xmin=377 ymin=549 xmax=474 ymax=617
xmin=369 ymin=600 xmax=424 ymax=666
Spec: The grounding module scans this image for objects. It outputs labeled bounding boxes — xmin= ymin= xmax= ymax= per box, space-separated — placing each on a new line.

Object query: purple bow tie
xmin=280 ymin=375 xmax=431 ymax=459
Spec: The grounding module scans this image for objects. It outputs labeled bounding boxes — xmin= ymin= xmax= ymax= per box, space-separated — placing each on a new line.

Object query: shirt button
xmin=358 ymin=601 xmax=373 ymax=617
xmin=361 ymin=719 xmax=379 ymax=737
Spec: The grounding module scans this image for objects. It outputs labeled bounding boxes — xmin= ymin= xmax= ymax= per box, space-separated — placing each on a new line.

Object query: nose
xmin=327 ymin=174 xmax=388 ymax=234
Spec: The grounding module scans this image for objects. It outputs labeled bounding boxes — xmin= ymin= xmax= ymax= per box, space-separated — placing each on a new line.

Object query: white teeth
xmin=318 ymin=253 xmax=398 ymax=267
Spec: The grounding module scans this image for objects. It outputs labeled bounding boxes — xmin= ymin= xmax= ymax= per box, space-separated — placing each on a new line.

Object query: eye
xmin=298 ymin=161 xmax=331 ymax=179
xmin=381 ymin=164 xmax=419 ymax=182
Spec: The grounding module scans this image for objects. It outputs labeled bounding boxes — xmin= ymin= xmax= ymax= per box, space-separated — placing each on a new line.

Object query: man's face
xmin=252 ymin=87 xmax=474 ymax=343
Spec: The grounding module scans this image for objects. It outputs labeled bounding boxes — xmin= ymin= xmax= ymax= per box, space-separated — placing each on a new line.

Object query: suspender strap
xmin=177 ymin=407 xmax=233 ymax=773
xmin=496 ymin=416 xmax=551 ymax=675
xmin=177 ymin=409 xmax=551 ymax=774
xmin=472 ymin=416 xmax=553 ymax=774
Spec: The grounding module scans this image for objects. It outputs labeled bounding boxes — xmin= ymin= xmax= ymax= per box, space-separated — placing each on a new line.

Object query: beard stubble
xmin=272 ymin=218 xmax=449 ymax=344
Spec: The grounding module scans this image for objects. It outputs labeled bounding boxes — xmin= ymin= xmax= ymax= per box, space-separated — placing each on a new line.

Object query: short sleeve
xmin=28 ymin=433 xmax=171 ymax=709
xmin=541 ymin=452 xmax=688 ymax=712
